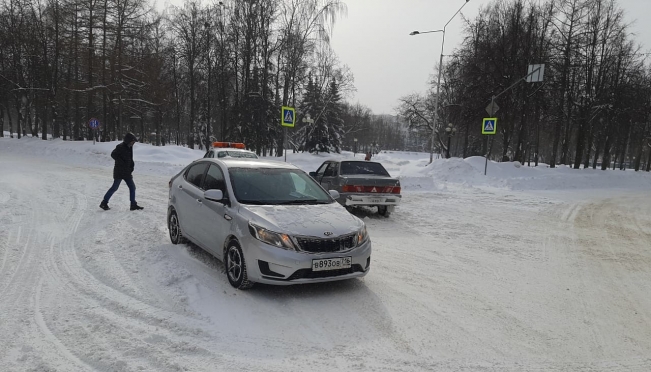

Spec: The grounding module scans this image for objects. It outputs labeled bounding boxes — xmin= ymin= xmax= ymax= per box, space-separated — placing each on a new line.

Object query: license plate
xmin=312 ymin=257 xmax=352 ymax=272
xmin=369 ymin=198 xmax=383 ymax=203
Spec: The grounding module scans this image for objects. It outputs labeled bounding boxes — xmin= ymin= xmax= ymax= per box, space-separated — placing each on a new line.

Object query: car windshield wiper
xmin=276 ymin=199 xmax=325 ymax=205
xmin=238 ymin=200 xmax=269 ymax=205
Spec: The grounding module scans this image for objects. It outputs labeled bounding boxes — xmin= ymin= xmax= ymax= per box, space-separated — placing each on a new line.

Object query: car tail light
xmin=391 ymin=186 xmax=401 ymax=194
xmin=342 ymin=185 xmax=363 ymax=192
xmin=342 ymin=185 xmax=354 ymax=193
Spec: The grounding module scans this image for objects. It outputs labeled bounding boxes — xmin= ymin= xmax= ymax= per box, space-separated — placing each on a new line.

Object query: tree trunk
xmin=87 ymin=0 xmax=94 ymax=140
xmin=0 ymin=106 xmax=4 ymax=137
xmin=592 ymin=133 xmax=601 ymax=169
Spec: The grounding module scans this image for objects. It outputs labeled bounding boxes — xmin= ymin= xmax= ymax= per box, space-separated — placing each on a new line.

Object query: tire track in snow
xmin=28 ymin=178 xmax=225 ymax=370
xmin=562 ymin=197 xmax=651 ymax=369
xmin=0 ymin=226 xmax=29 ymax=297
xmin=33 ymin=277 xmax=96 ymax=372
xmin=0 ymin=229 xmax=12 ymax=281
xmin=559 ymin=201 xmax=608 ymax=358
xmin=45 ymin=182 xmax=221 ymax=338
xmin=577 ymin=199 xmax=651 ymax=332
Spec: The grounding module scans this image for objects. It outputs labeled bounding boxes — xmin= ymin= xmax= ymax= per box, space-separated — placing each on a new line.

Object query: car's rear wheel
xmin=168 ymin=209 xmax=186 ymax=244
xmin=378 ymin=206 xmax=390 ymax=217
xmin=225 ymin=241 xmax=254 ymax=290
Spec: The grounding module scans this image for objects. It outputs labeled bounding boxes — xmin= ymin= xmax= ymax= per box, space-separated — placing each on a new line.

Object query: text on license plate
xmin=312 ymin=257 xmax=352 ymax=272
xmin=369 ymin=198 xmax=383 ymax=203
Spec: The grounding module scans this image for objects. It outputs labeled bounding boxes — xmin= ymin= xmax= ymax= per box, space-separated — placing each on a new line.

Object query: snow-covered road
xmin=1 ymin=147 xmax=651 ymax=371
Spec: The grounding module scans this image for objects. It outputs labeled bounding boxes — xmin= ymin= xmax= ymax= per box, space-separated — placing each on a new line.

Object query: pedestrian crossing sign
xmin=482 ymin=118 xmax=497 ymax=135
xmin=282 ymin=106 xmax=295 ymax=127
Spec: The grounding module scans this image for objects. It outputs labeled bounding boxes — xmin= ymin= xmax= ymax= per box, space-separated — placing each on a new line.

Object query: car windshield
xmin=219 ymin=151 xmax=258 ymax=159
xmin=229 ymin=167 xmax=333 ymax=205
xmin=340 ymin=161 xmax=390 ymax=176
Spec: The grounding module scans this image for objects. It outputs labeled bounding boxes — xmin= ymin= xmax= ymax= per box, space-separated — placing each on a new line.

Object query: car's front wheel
xmin=168 ymin=209 xmax=186 ymax=244
xmin=378 ymin=205 xmax=391 ymax=217
xmin=225 ymin=241 xmax=254 ymax=290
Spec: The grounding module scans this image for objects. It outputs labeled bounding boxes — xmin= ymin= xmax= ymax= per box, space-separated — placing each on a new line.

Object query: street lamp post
xmin=204 ymin=21 xmax=211 ymax=150
xmin=445 ymin=123 xmax=456 ymax=159
xmin=354 ymin=138 xmax=358 ymax=157
xmin=410 ymin=0 xmax=471 ymax=164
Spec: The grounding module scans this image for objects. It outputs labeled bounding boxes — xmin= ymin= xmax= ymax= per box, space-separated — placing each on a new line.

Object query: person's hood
xmin=123 ymin=132 xmax=138 ymax=144
xmin=239 ymin=202 xmax=363 ymax=238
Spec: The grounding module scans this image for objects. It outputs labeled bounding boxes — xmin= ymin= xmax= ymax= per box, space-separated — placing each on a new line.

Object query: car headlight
xmin=248 ymin=223 xmax=296 ymax=250
xmin=356 ymin=225 xmax=369 ymax=246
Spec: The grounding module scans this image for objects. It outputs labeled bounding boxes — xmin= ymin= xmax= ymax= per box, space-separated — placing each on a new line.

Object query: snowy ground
xmin=1 ymin=137 xmax=651 ymax=371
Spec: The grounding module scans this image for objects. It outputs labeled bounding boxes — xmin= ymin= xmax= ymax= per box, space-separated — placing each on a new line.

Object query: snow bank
xmin=406 ymin=156 xmax=651 ymax=191
xmin=2 ymin=136 xmax=650 ymax=191
xmin=0 ymin=136 xmax=204 ymax=177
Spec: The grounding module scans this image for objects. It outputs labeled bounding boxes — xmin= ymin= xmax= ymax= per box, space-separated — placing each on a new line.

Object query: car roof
xmin=205 ymin=158 xmax=299 ymax=170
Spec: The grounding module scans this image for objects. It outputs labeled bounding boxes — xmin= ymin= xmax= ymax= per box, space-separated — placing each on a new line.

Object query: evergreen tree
xmin=324 ymin=78 xmax=344 ymax=153
xmin=302 ymin=75 xmax=328 ymax=153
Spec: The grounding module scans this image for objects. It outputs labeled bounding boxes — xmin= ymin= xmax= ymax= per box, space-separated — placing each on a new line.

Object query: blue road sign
xmin=482 ymin=118 xmax=497 ymax=135
xmin=281 ymin=106 xmax=295 ymax=127
xmin=89 ymin=118 xmax=100 ymax=129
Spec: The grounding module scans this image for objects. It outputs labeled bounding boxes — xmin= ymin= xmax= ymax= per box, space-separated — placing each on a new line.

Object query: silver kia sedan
xmin=167 ymin=158 xmax=371 ymax=289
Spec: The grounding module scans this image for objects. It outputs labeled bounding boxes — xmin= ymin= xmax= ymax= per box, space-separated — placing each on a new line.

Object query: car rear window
xmin=340 ymin=161 xmax=390 ymax=176
xmin=222 ymin=151 xmax=258 ymax=159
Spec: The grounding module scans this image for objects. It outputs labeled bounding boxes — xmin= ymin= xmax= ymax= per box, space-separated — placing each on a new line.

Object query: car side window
xmin=217 ymin=151 xmax=227 ymax=158
xmin=316 ymin=162 xmax=329 ymax=176
xmin=204 ymin=165 xmax=227 ymax=194
xmin=185 ymin=163 xmax=209 ymax=189
xmin=323 ymin=163 xmax=338 ymax=177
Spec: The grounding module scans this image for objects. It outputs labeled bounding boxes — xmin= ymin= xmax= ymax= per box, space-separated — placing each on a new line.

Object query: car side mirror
xmin=309 ymin=172 xmax=317 ymax=178
xmin=204 ymin=189 xmax=224 ymax=202
xmin=329 ymin=190 xmax=340 ymax=199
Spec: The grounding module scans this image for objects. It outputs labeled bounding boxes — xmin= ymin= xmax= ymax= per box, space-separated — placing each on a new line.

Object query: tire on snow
xmin=168 ymin=209 xmax=186 ymax=244
xmin=225 ymin=240 xmax=254 ymax=290
xmin=377 ymin=206 xmax=391 ymax=217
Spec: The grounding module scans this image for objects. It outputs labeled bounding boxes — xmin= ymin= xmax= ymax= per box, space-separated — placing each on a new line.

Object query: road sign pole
xmin=485 ymin=137 xmax=495 ymax=176
xmin=484 ymin=96 xmax=497 ymax=176
xmin=281 ymin=106 xmax=296 ymax=162
xmin=93 ymin=128 xmax=96 ymax=145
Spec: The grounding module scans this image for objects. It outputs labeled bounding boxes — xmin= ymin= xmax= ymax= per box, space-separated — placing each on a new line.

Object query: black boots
xmin=101 ymin=201 xmax=143 ymax=211
xmin=130 ymin=203 xmax=144 ymax=211
xmin=99 ymin=200 xmax=145 ymax=211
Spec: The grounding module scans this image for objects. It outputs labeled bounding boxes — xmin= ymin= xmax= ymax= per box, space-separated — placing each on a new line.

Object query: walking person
xmin=100 ymin=133 xmax=144 ymax=211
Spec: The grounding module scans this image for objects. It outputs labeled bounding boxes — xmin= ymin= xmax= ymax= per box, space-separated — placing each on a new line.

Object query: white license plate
xmin=369 ymin=198 xmax=383 ymax=203
xmin=312 ymin=257 xmax=352 ymax=272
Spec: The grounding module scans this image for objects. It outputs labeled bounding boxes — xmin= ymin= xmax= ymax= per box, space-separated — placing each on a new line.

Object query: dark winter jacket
xmin=111 ymin=133 xmax=137 ymax=179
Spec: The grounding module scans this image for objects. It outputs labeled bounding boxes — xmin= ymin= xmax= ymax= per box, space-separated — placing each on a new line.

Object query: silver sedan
xmin=167 ymin=158 xmax=372 ymax=289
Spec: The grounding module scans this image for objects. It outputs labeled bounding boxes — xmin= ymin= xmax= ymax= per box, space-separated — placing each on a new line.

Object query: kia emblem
xmin=324 ymin=231 xmax=334 ymax=236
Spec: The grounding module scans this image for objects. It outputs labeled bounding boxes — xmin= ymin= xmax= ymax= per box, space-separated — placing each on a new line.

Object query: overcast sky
xmin=329 ymin=0 xmax=651 ymax=115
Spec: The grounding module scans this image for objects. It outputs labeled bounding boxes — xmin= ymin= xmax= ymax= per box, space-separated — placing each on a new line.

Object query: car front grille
xmin=287 ymin=264 xmax=365 ymax=280
xmin=296 ymin=234 xmax=356 ymax=253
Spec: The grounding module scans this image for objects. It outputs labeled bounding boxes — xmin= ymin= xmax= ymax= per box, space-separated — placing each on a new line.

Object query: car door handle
xmin=178 ymin=185 xmax=183 ymax=189
xmin=196 ymin=199 xmax=202 ymax=204
xmin=224 ymin=214 xmax=232 ymax=221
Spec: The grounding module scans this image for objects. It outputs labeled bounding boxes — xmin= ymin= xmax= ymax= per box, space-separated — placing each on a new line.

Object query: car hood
xmin=239 ymin=202 xmax=363 ymax=238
